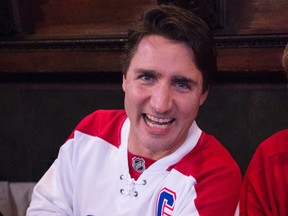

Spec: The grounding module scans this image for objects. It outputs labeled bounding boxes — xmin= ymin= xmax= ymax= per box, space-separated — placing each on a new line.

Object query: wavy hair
xmin=122 ymin=4 xmax=217 ymax=92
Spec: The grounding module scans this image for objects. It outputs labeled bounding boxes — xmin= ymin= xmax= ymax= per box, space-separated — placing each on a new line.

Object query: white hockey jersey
xmin=27 ymin=110 xmax=241 ymax=216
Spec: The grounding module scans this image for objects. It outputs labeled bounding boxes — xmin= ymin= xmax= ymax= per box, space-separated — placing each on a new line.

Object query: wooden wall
xmin=1 ymin=0 xmax=288 ymax=74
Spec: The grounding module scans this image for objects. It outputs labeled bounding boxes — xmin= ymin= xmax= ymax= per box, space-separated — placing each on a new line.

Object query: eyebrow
xmin=135 ymin=68 xmax=198 ymax=85
xmin=171 ymin=75 xmax=198 ymax=85
xmin=135 ymin=69 xmax=158 ymax=76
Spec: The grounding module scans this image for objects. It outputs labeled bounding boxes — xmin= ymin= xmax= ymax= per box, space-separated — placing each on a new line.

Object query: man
xmin=239 ymin=44 xmax=288 ymax=216
xmin=27 ymin=5 xmax=241 ymax=215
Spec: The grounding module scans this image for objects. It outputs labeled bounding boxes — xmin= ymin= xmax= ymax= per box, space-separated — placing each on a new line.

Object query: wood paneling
xmin=0 ymin=0 xmax=288 ymax=76
xmin=222 ymin=0 xmax=288 ymax=35
xmin=218 ymin=47 xmax=284 ymax=72
xmin=32 ymin=0 xmax=156 ymax=38
xmin=0 ymin=49 xmax=122 ymax=73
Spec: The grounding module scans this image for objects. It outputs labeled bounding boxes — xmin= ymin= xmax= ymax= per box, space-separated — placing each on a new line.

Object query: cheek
xmin=125 ymin=81 xmax=148 ymax=99
xmin=178 ymin=96 xmax=201 ymax=117
xmin=124 ymin=83 xmax=146 ymax=108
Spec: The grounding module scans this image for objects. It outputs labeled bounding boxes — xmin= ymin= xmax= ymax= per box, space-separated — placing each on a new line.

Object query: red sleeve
xmin=194 ymin=134 xmax=242 ymax=216
xmin=240 ymin=129 xmax=288 ymax=216
xmin=172 ymin=132 xmax=242 ymax=215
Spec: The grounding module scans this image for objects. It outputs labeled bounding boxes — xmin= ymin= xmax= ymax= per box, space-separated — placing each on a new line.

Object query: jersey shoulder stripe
xmin=67 ymin=109 xmax=127 ymax=148
xmin=169 ymin=132 xmax=240 ymax=178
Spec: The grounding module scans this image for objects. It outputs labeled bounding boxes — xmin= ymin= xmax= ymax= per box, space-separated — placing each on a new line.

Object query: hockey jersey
xmin=27 ymin=110 xmax=242 ymax=216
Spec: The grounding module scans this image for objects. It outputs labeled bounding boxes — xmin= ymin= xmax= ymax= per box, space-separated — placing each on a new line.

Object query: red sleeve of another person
xmin=240 ymin=129 xmax=288 ymax=216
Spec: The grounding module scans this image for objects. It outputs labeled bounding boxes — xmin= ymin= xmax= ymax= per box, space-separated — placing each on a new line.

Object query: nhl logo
xmin=132 ymin=157 xmax=146 ymax=173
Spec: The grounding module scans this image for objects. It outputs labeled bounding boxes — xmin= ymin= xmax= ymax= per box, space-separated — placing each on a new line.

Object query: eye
xmin=140 ymin=74 xmax=153 ymax=81
xmin=174 ymin=81 xmax=192 ymax=91
xmin=138 ymin=73 xmax=155 ymax=83
xmin=176 ymin=82 xmax=190 ymax=89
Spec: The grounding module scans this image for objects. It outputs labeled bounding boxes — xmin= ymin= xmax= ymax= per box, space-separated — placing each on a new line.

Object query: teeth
xmin=146 ymin=114 xmax=172 ymax=124
xmin=146 ymin=120 xmax=169 ymax=129
xmin=145 ymin=114 xmax=173 ymax=129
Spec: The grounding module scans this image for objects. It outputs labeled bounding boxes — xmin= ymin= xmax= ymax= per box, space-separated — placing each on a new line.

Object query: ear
xmin=122 ymin=74 xmax=127 ymax=92
xmin=199 ymin=90 xmax=209 ymax=106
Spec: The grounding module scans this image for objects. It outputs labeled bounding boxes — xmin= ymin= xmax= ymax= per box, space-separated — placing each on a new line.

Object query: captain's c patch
xmin=156 ymin=187 xmax=176 ymax=216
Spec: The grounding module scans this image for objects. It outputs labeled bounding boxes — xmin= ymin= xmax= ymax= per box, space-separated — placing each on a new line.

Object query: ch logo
xmin=156 ymin=188 xmax=176 ymax=216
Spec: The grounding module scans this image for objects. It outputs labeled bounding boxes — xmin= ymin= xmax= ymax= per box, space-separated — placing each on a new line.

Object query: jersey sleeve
xmin=194 ymin=155 xmax=242 ymax=216
xmin=172 ymin=132 xmax=242 ymax=216
xmin=27 ymin=110 xmax=127 ymax=215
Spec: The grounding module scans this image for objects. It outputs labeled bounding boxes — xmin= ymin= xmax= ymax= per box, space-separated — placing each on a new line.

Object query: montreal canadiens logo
xmin=132 ymin=157 xmax=146 ymax=173
xmin=156 ymin=188 xmax=176 ymax=216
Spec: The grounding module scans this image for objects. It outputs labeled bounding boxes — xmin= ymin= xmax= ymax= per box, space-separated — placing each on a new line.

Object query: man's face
xmin=122 ymin=35 xmax=208 ymax=160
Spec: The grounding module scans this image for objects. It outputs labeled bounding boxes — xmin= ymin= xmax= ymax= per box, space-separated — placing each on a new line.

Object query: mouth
xmin=143 ymin=114 xmax=175 ymax=129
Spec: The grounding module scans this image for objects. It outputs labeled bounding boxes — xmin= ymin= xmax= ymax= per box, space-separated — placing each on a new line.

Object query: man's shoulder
xmin=69 ymin=109 xmax=127 ymax=145
xmin=81 ymin=109 xmax=127 ymax=126
xmin=171 ymin=132 xmax=241 ymax=179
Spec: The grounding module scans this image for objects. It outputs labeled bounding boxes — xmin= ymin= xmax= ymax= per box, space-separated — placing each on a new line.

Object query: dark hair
xmin=122 ymin=4 xmax=217 ymax=92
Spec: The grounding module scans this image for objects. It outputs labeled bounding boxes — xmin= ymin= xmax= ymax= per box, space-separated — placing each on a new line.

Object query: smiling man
xmin=123 ymin=35 xmax=208 ymax=160
xmin=27 ymin=5 xmax=242 ymax=216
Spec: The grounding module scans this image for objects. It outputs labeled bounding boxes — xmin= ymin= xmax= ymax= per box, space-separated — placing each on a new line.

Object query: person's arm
xmin=174 ymin=166 xmax=241 ymax=216
xmin=194 ymin=164 xmax=242 ymax=216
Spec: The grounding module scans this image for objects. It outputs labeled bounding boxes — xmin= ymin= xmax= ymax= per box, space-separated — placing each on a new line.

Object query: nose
xmin=150 ymin=83 xmax=173 ymax=114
